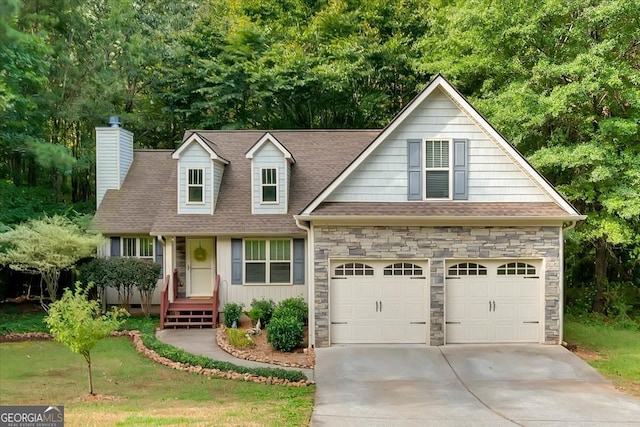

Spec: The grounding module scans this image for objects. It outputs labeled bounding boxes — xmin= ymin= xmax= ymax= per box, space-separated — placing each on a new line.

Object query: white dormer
xmin=245 ymin=133 xmax=295 ymax=214
xmin=172 ymin=133 xmax=229 ymax=214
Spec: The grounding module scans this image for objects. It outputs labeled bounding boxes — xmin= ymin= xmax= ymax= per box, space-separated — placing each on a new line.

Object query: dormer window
xmin=187 ymin=168 xmax=204 ymax=203
xmin=261 ymin=168 xmax=278 ymax=203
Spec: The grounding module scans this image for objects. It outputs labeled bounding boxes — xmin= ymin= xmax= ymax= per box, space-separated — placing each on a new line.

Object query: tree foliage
xmin=419 ymin=0 xmax=640 ymax=314
xmin=0 ymin=215 xmax=103 ymax=301
xmin=81 ymin=257 xmax=160 ymax=315
xmin=2 ymin=0 xmax=638 ymax=316
xmin=45 ymin=283 xmax=127 ymax=395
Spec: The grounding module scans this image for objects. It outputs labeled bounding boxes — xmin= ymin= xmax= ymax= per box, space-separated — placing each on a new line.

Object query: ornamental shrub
xmin=226 ymin=328 xmax=255 ymax=348
xmin=224 ymin=302 xmax=244 ymax=328
xmin=249 ymin=298 xmax=276 ymax=325
xmin=266 ymin=315 xmax=304 ymax=352
xmin=273 ymin=296 xmax=308 ymax=325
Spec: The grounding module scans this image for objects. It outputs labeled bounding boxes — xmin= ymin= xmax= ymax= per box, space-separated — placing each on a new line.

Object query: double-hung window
xmin=122 ymin=237 xmax=154 ymax=259
xmin=425 ymin=139 xmax=450 ymax=199
xmin=261 ymin=168 xmax=278 ymax=203
xmin=187 ymin=168 xmax=204 ymax=203
xmin=245 ymin=239 xmax=291 ymax=283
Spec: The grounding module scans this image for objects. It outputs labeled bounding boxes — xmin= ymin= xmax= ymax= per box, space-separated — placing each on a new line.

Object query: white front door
xmin=445 ymin=260 xmax=541 ymax=343
xmin=330 ymin=260 xmax=428 ymax=344
xmin=186 ymin=238 xmax=215 ymax=297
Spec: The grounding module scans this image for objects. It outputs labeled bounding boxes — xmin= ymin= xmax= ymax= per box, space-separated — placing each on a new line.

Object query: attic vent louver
xmin=108 ymin=116 xmax=121 ymax=128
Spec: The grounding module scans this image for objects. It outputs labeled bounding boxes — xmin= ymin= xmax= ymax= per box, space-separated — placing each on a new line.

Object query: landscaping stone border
xmin=0 ymin=331 xmax=313 ymax=387
xmin=216 ymin=325 xmax=315 ymax=369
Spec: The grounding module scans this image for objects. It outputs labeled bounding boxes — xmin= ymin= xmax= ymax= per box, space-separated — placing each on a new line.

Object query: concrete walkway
xmin=312 ymin=344 xmax=640 ymax=426
xmin=155 ymin=328 xmax=314 ymax=380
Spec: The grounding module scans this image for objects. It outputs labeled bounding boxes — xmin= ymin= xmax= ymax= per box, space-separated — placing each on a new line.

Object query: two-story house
xmin=91 ymin=75 xmax=584 ymax=347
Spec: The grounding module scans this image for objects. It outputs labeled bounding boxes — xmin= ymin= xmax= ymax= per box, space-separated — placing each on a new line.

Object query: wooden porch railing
xmin=212 ymin=274 xmax=220 ymax=327
xmin=159 ymin=274 xmax=170 ymax=329
xmin=172 ymin=268 xmax=179 ymax=300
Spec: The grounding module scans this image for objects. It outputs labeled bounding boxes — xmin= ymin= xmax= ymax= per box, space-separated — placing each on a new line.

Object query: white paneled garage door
xmin=330 ymin=260 xmax=428 ymax=344
xmin=446 ymin=261 xmax=541 ymax=343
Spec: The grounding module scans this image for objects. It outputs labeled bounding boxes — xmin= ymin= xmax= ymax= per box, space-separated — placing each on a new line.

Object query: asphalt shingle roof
xmin=92 ymin=130 xmax=380 ymax=235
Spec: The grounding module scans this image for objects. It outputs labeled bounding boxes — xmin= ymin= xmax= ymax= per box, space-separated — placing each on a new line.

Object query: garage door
xmin=446 ymin=261 xmax=541 ymax=343
xmin=330 ymin=261 xmax=428 ymax=344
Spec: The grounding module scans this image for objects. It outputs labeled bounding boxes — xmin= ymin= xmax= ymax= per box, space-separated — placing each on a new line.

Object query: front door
xmin=186 ymin=238 xmax=215 ymax=297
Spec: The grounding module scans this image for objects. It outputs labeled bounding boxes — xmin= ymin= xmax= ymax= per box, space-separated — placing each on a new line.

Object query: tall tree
xmin=419 ymin=0 xmax=640 ymax=312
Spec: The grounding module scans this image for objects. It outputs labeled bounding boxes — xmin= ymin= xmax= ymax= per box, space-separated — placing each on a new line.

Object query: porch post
xmin=165 ymin=237 xmax=175 ymax=303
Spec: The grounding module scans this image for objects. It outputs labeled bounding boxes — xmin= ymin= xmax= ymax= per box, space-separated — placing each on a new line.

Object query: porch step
xmin=168 ymin=304 xmax=213 ymax=311
xmin=165 ymin=313 xmax=214 ymax=319
xmin=164 ymin=299 xmax=216 ymax=328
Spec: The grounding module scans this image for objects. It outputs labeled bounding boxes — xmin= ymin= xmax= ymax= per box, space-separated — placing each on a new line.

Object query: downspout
xmin=295 ymin=217 xmax=314 ymax=348
xmin=559 ymin=221 xmax=576 ymax=345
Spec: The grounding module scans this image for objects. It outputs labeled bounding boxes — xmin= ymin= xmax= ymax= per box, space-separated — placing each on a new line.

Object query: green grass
xmin=0 ymin=307 xmax=48 ymax=334
xmin=0 ymin=310 xmax=307 ymax=382
xmin=0 ymin=337 xmax=314 ymax=426
xmin=565 ymin=319 xmax=640 ymax=397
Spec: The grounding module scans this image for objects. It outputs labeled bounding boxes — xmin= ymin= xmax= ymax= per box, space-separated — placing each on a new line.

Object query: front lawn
xmin=0 ymin=337 xmax=314 ymax=426
xmin=564 ymin=319 xmax=640 ymax=397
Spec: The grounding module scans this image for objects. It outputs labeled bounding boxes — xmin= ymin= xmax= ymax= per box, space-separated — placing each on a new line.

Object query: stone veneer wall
xmin=313 ymin=226 xmax=561 ymax=347
xmin=176 ymin=237 xmax=186 ymax=288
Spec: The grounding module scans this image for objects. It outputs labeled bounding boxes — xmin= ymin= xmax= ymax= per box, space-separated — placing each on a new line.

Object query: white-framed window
xmin=245 ymin=239 xmax=291 ymax=283
xmin=187 ymin=168 xmax=204 ymax=204
xmin=121 ymin=236 xmax=155 ymax=259
xmin=261 ymin=167 xmax=278 ymax=203
xmin=425 ymin=139 xmax=451 ymax=199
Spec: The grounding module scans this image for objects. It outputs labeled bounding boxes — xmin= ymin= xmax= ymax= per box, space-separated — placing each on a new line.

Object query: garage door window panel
xmin=448 ymin=262 xmax=488 ymax=276
xmin=383 ymin=262 xmax=423 ymax=276
xmin=497 ymin=262 xmax=537 ymax=276
xmin=334 ymin=263 xmax=374 ymax=277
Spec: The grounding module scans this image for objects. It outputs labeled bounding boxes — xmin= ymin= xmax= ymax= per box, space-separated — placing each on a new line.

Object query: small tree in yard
xmin=130 ymin=259 xmax=161 ymax=317
xmin=45 ymin=283 xmax=127 ymax=395
xmin=0 ymin=216 xmax=103 ymax=302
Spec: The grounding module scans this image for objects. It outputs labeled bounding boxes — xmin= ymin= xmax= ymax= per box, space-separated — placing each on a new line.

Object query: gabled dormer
xmin=172 ymin=133 xmax=229 ymax=214
xmin=245 ymin=133 xmax=295 ymax=214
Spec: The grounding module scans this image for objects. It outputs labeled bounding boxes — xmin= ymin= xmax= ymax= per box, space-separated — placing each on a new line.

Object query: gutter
xmin=295 ymin=214 xmax=587 ymax=226
xmin=295 ymin=217 xmax=315 ymax=349
xmin=562 ymin=220 xmax=580 ymax=231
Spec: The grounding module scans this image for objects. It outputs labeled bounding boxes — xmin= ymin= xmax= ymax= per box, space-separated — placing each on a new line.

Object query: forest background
xmin=1 ymin=0 xmax=638 ymax=320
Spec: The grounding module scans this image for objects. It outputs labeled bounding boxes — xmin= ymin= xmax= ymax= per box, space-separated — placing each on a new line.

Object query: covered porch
xmin=159 ymin=236 xmax=220 ymax=329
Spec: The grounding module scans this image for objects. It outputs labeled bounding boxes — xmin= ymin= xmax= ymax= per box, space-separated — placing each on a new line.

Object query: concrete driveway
xmin=312 ymin=344 xmax=640 ymax=426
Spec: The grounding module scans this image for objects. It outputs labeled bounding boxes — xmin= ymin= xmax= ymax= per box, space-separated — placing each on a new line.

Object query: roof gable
xmin=302 ymin=75 xmax=581 ymax=217
xmin=172 ymin=132 xmax=229 ymax=164
xmin=245 ymin=132 xmax=296 ymax=163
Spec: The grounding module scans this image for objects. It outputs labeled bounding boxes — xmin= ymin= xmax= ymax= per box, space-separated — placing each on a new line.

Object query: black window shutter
xmin=110 ymin=237 xmax=121 ymax=257
xmin=155 ymin=238 xmax=164 ymax=277
xmin=292 ymin=239 xmax=305 ymax=284
xmin=231 ymin=239 xmax=243 ymax=284
xmin=453 ymin=139 xmax=468 ymax=200
xmin=407 ymin=139 xmax=422 ymax=200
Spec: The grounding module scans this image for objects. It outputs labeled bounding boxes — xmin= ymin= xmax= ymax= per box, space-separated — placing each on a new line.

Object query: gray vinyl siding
xmin=252 ymin=142 xmax=287 ymax=214
xmin=118 ymin=130 xmax=133 ymax=187
xmin=213 ymin=162 xmax=224 ymax=212
xmin=96 ymin=127 xmax=134 ymax=208
xmin=177 ymin=142 xmax=213 ymax=214
xmin=326 ymin=87 xmax=550 ymax=202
